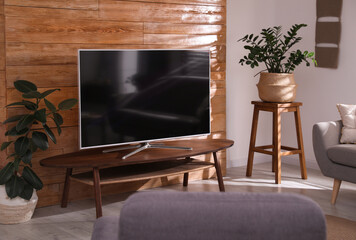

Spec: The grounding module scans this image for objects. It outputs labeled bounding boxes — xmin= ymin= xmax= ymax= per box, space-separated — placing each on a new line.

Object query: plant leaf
xmin=1 ymin=141 xmax=13 ymax=151
xmin=14 ymin=136 xmax=30 ymax=156
xmin=5 ymin=175 xmax=24 ymax=199
xmin=51 ymin=117 xmax=62 ymax=135
xmin=3 ymin=114 xmax=26 ymax=124
xmin=16 ymin=114 xmax=35 ymax=131
xmin=0 ymin=162 xmax=15 ymax=185
xmin=22 ymin=91 xmax=41 ymax=99
xmin=21 ymin=149 xmax=33 ymax=164
xmin=53 ymin=113 xmax=63 ymax=125
xmin=40 ymin=89 xmax=60 ymax=99
xmin=19 ymin=181 xmax=34 ymax=200
xmin=22 ymin=166 xmax=43 ymax=190
xmin=34 ymin=109 xmax=46 ymax=123
xmin=5 ymin=126 xmax=29 ymax=136
xmin=6 ymin=101 xmax=37 ymax=111
xmin=14 ymin=80 xmax=37 ymax=93
xmin=58 ymin=99 xmax=78 ymax=110
xmin=43 ymin=124 xmax=56 ymax=144
xmin=31 ymin=131 xmax=48 ymax=151
xmin=13 ymin=157 xmax=21 ymax=171
xmin=44 ymin=99 xmax=57 ymax=113
xmin=6 ymin=153 xmax=16 ymax=160
xmin=29 ymin=138 xmax=38 ymax=153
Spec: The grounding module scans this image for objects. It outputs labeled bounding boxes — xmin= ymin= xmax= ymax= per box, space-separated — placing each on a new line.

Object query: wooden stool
xmin=246 ymin=101 xmax=307 ymax=184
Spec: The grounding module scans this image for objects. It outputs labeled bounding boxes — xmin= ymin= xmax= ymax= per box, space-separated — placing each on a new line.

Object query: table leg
xmin=93 ymin=167 xmax=103 ymax=218
xmin=294 ymin=108 xmax=307 ymax=180
xmin=183 ymin=172 xmax=189 ymax=187
xmin=213 ymin=152 xmax=225 ymax=192
xmin=246 ymin=106 xmax=259 ymax=177
xmin=61 ymin=168 xmax=73 ymax=208
xmin=273 ymin=108 xmax=282 ymax=184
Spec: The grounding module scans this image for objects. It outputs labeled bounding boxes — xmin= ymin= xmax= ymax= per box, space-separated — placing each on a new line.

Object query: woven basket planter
xmin=0 ymin=185 xmax=38 ymax=224
xmin=256 ymin=73 xmax=297 ymax=103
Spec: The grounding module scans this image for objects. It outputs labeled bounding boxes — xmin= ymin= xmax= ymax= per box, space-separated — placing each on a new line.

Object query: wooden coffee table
xmin=40 ymin=139 xmax=234 ymax=218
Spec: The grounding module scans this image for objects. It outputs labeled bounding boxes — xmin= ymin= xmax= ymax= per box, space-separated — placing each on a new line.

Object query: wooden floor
xmin=1 ymin=162 xmax=356 ymax=239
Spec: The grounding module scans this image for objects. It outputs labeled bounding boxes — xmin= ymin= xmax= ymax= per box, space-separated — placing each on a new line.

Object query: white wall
xmin=226 ymin=0 xmax=277 ymax=167
xmin=226 ymin=0 xmax=356 ymax=168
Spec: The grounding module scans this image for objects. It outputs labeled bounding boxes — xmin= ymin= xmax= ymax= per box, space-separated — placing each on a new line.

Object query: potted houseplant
xmin=0 ymin=80 xmax=77 ymax=224
xmin=238 ymin=24 xmax=317 ymax=102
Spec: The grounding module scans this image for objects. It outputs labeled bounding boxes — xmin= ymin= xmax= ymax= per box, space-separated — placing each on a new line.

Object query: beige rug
xmin=326 ymin=215 xmax=356 ymax=240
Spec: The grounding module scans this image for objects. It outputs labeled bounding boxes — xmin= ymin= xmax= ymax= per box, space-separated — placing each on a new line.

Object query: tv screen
xmin=78 ymin=49 xmax=210 ymax=149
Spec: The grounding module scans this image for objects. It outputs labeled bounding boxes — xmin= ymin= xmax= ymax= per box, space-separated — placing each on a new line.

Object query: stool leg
xmin=246 ymin=106 xmax=259 ymax=177
xmin=294 ymin=108 xmax=307 ymax=179
xmin=273 ymin=108 xmax=282 ymax=184
xmin=272 ymin=120 xmax=277 ymax=173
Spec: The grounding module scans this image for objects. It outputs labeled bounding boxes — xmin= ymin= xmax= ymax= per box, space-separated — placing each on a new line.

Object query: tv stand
xmin=40 ymin=139 xmax=234 ymax=219
xmin=103 ymin=142 xmax=193 ymax=159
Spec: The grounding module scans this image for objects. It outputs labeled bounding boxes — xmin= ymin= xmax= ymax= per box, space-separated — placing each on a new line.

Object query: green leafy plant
xmin=0 ymin=80 xmax=77 ymax=200
xmin=238 ymin=24 xmax=317 ymax=74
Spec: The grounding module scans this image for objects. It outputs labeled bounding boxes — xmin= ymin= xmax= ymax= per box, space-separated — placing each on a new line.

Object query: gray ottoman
xmin=92 ymin=191 xmax=326 ymax=240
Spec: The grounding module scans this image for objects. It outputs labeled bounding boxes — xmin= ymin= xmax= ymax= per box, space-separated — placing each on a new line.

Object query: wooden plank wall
xmin=0 ymin=0 xmax=226 ymax=207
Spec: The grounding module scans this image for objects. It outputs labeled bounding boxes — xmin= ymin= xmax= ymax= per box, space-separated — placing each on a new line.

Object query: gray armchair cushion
xmin=327 ymin=144 xmax=356 ymax=167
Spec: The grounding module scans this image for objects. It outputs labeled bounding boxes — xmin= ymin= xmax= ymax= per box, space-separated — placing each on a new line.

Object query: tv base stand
xmin=40 ymin=139 xmax=234 ymax=219
xmin=103 ymin=142 xmax=193 ymax=159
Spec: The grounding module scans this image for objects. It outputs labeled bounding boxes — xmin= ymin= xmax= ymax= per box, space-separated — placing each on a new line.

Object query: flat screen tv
xmin=78 ymin=49 xmax=210 ymax=151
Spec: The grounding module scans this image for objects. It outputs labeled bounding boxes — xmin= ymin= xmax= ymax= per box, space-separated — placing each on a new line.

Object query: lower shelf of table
xmin=70 ymin=158 xmax=215 ymax=186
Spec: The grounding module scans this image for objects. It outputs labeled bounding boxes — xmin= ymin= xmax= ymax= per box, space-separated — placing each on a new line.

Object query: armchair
xmin=312 ymin=120 xmax=356 ymax=204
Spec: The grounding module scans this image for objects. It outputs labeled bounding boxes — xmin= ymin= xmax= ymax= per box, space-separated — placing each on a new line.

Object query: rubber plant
xmin=238 ymin=24 xmax=317 ymax=74
xmin=0 ymin=80 xmax=77 ymax=200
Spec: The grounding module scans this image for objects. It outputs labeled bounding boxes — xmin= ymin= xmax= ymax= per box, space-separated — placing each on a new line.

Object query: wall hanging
xmin=315 ymin=0 xmax=343 ymax=68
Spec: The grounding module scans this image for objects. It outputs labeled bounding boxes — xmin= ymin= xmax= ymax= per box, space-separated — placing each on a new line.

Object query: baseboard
xmin=227 ymin=155 xmax=320 ymax=170
xmin=282 ymin=156 xmax=320 ymax=170
xmin=227 ymin=155 xmax=271 ymax=168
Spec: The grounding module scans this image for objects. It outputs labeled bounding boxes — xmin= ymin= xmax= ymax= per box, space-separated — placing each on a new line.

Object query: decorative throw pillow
xmin=336 ymin=104 xmax=356 ymax=143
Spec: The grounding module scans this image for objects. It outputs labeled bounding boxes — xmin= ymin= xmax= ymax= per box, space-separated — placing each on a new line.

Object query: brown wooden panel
xmin=211 ymin=59 xmax=226 ymax=71
xmin=5 ymin=0 xmax=99 ymax=10
xmin=0 ymin=71 xmax=5 ymax=121
xmin=211 ymin=79 xmax=225 ymax=89
xmin=211 ymin=72 xmax=225 ymax=81
xmin=0 ymin=0 xmax=4 ymax=15
xmin=144 ymin=34 xmax=225 ymax=45
xmin=6 ymin=43 xmax=225 ymax=66
xmin=211 ymin=87 xmax=225 ymax=97
xmin=37 ymin=183 xmax=62 ymax=207
xmin=0 ymin=0 xmax=3 ymax=15
xmin=121 ymin=0 xmax=225 ymax=6
xmin=211 ymin=95 xmax=225 ymax=114
xmin=0 ymin=17 xmax=3 ymax=41
xmin=144 ymin=22 xmax=225 ymax=35
xmin=6 ymin=65 xmax=78 ymax=88
xmin=6 ymin=17 xmax=143 ymax=44
xmin=210 ymin=45 xmax=225 ymax=62
xmin=211 ymin=113 xmax=225 ymax=132
xmin=99 ymin=1 xmax=225 ymax=24
xmin=7 ymin=86 xmax=78 ymax=105
xmin=5 ymin=5 xmax=98 ymax=19
xmin=0 ymin=42 xmax=4 ymax=70
xmin=0 ymin=16 xmax=4 ymax=70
